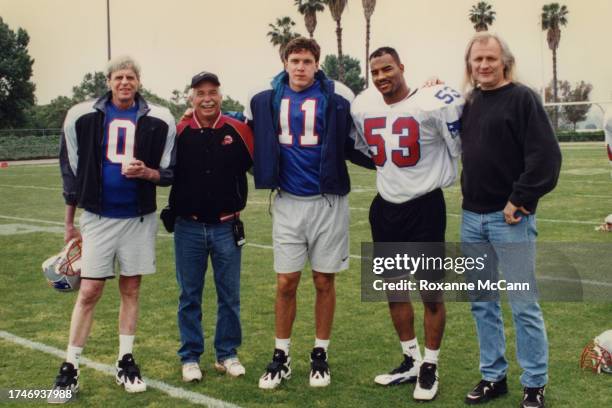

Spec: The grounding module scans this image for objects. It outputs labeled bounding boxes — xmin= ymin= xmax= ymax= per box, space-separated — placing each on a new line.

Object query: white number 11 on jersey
xmin=278 ymin=98 xmax=319 ymax=146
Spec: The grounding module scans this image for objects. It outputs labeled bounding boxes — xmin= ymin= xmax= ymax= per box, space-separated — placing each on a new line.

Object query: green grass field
xmin=0 ymin=142 xmax=611 ymax=407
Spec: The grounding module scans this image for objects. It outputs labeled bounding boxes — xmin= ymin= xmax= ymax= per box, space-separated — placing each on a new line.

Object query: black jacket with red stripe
xmin=170 ymin=113 xmax=254 ymax=223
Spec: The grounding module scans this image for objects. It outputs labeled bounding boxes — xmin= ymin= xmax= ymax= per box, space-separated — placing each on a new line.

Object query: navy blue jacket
xmin=246 ymin=70 xmax=372 ymax=196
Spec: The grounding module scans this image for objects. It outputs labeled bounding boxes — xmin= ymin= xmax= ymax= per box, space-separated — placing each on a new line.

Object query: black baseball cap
xmin=191 ymin=71 xmax=220 ymax=88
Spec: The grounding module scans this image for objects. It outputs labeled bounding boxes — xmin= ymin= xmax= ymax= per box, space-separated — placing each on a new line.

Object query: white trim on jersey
xmin=63 ymin=101 xmax=97 ymax=176
xmin=333 ymin=80 xmax=355 ymax=104
xmin=244 ymin=81 xmax=274 ymax=121
xmin=147 ymin=104 xmax=176 ymax=169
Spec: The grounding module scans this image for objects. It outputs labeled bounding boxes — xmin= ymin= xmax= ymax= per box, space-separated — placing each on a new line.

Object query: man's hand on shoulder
xmin=422 ymin=76 xmax=445 ymax=88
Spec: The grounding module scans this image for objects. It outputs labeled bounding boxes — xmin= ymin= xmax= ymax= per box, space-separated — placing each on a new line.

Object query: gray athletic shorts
xmin=272 ymin=191 xmax=349 ymax=274
xmin=79 ymin=211 xmax=158 ymax=279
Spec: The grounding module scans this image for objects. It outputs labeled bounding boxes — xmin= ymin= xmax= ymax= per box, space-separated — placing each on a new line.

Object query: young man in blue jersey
xmin=245 ymin=37 xmax=372 ymax=389
xmin=50 ymin=56 xmax=175 ymax=403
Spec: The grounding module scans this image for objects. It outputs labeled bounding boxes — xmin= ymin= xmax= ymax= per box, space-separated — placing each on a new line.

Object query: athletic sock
xmin=314 ymin=338 xmax=330 ymax=352
xmin=401 ymin=338 xmax=422 ymax=361
xmin=118 ymin=334 xmax=135 ymax=360
xmin=275 ymin=338 xmax=291 ymax=355
xmin=66 ymin=345 xmax=83 ymax=369
xmin=423 ymin=347 xmax=440 ymax=365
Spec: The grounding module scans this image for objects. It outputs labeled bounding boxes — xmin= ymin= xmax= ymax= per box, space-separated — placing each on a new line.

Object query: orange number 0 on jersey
xmin=106 ymin=119 xmax=136 ymax=163
xmin=364 ymin=117 xmax=421 ymax=167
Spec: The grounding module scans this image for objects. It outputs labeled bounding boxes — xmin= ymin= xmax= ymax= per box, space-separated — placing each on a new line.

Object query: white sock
xmin=401 ymin=338 xmax=422 ymax=361
xmin=66 ymin=345 xmax=83 ymax=369
xmin=423 ymin=347 xmax=440 ymax=365
xmin=118 ymin=334 xmax=135 ymax=360
xmin=314 ymin=338 xmax=330 ymax=352
xmin=275 ymin=338 xmax=291 ymax=355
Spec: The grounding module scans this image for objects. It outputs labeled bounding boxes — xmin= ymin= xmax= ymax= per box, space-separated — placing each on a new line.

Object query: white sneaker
xmin=413 ymin=362 xmax=439 ymax=401
xmin=215 ymin=357 xmax=246 ymax=377
xmin=374 ymin=354 xmax=419 ymax=386
xmin=259 ymin=349 xmax=292 ymax=390
xmin=309 ymin=347 xmax=331 ymax=387
xmin=182 ymin=362 xmax=203 ymax=382
xmin=116 ymin=353 xmax=147 ymax=393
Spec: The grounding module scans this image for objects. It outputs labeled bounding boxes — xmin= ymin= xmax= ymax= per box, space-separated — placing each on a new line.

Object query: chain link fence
xmin=0 ymin=129 xmax=62 ymax=161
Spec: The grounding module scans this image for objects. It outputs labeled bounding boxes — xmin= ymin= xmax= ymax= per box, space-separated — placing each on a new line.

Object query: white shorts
xmin=79 ymin=211 xmax=158 ymax=279
xmin=272 ymin=192 xmax=349 ymax=274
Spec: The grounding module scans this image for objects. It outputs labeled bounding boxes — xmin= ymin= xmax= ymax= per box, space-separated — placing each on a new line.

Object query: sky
xmin=1 ymin=0 xmax=611 ymax=111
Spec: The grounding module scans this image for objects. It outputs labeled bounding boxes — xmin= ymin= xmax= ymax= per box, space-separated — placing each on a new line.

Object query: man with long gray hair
xmin=460 ymin=33 xmax=561 ymax=408
xmin=50 ymin=56 xmax=176 ymax=403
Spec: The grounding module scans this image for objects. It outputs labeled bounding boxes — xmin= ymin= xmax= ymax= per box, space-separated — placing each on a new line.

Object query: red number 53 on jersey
xmin=364 ymin=117 xmax=421 ymax=167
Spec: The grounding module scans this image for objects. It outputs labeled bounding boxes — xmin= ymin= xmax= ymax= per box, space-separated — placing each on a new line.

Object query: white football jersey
xmin=351 ymin=84 xmax=464 ymax=203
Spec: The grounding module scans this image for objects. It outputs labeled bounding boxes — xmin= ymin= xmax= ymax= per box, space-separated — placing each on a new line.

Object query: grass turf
xmin=0 ymin=142 xmax=611 ymax=407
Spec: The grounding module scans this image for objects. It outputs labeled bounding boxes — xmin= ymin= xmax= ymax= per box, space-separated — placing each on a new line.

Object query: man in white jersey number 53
xmin=351 ymin=47 xmax=463 ymax=402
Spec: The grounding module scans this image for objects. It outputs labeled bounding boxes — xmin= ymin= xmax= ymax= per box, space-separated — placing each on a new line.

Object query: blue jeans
xmin=461 ymin=209 xmax=548 ymax=388
xmin=174 ymin=217 xmax=242 ymax=363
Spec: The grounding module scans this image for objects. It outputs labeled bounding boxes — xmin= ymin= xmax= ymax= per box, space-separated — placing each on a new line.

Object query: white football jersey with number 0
xmin=351 ymin=84 xmax=464 ymax=204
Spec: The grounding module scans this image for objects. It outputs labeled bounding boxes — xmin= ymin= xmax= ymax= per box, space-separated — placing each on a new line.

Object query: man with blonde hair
xmin=50 ymin=56 xmax=176 ymax=403
xmin=460 ymin=33 xmax=561 ymax=408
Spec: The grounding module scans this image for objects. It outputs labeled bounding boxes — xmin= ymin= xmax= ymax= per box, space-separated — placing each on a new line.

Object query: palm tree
xmin=267 ymin=16 xmax=301 ymax=60
xmin=542 ymin=2 xmax=569 ymax=130
xmin=362 ymin=0 xmax=376 ymax=87
xmin=326 ymin=0 xmax=348 ymax=81
xmin=468 ymin=1 xmax=496 ymax=32
xmin=295 ymin=0 xmax=325 ymax=39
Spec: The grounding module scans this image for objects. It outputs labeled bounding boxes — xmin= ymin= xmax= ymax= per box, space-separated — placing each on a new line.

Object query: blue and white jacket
xmin=245 ymin=70 xmax=373 ymax=196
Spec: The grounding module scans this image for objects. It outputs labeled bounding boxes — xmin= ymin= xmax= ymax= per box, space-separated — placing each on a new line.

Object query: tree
xmin=221 ymin=96 xmax=245 ymax=113
xmin=321 ymin=54 xmax=365 ymax=95
xmin=563 ymin=81 xmax=592 ymax=130
xmin=326 ymin=0 xmax=348 ymax=82
xmin=542 ymin=2 xmax=569 ymax=130
xmin=32 ymin=96 xmax=74 ymax=129
xmin=362 ymin=0 xmax=377 ymax=87
xmin=468 ymin=1 xmax=496 ymax=32
xmin=72 ymin=72 xmax=108 ymax=102
xmin=0 ymin=17 xmax=35 ymax=128
xmin=267 ymin=16 xmax=301 ymax=60
xmin=544 ymin=79 xmax=592 ymax=131
xmin=295 ymin=0 xmax=325 ymax=39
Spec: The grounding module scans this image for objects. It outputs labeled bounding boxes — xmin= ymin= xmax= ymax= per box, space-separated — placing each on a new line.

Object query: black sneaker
xmin=374 ymin=354 xmax=419 ymax=385
xmin=309 ymin=347 xmax=331 ymax=387
xmin=115 ymin=353 xmax=146 ymax=393
xmin=258 ymin=348 xmax=292 ymax=389
xmin=413 ymin=362 xmax=439 ymax=401
xmin=465 ymin=377 xmax=508 ymax=405
xmin=520 ymin=386 xmax=545 ymax=408
xmin=47 ymin=362 xmax=79 ymax=404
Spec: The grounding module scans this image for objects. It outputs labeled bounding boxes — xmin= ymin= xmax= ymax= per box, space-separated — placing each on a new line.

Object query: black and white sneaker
xmin=520 ymin=386 xmax=545 ymax=408
xmin=115 ymin=353 xmax=146 ymax=393
xmin=47 ymin=362 xmax=79 ymax=404
xmin=413 ymin=362 xmax=439 ymax=401
xmin=309 ymin=347 xmax=331 ymax=387
xmin=465 ymin=377 xmax=508 ymax=404
xmin=374 ymin=354 xmax=419 ymax=386
xmin=258 ymin=349 xmax=292 ymax=390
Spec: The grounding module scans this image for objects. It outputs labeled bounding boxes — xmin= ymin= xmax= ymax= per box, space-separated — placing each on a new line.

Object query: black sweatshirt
xmin=460 ymin=82 xmax=562 ymax=214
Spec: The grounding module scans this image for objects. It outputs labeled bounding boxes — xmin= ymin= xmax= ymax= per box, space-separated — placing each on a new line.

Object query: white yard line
xmin=0 ymin=330 xmax=241 ymax=408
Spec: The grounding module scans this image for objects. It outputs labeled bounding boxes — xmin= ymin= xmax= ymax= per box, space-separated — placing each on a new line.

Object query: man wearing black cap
xmin=170 ymin=71 xmax=254 ymax=382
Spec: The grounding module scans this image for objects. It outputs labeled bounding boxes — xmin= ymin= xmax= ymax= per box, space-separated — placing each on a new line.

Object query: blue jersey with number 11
xmin=278 ymin=81 xmax=326 ymax=196
xmin=101 ymin=101 xmax=139 ymax=218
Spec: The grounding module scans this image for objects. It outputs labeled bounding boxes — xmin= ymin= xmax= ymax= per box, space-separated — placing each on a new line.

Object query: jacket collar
xmin=190 ymin=111 xmax=225 ymax=129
